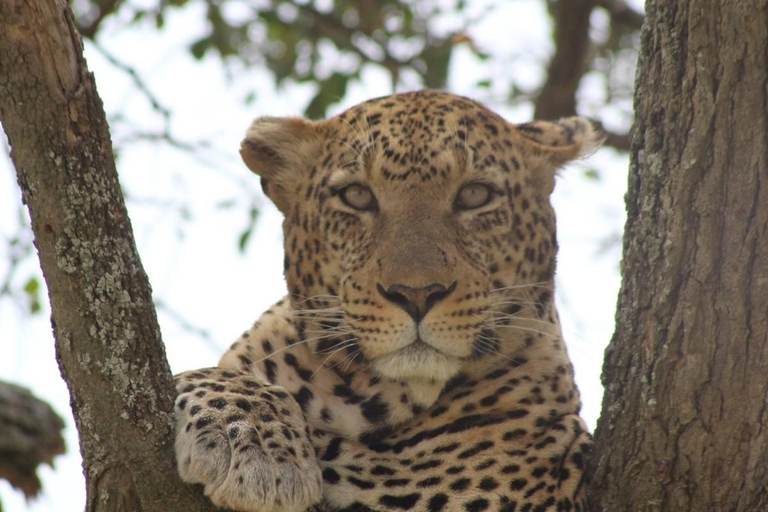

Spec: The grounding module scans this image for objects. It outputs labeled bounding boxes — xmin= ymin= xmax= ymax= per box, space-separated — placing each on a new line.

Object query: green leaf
xmin=23 ymin=277 xmax=39 ymax=294
xmin=238 ymin=228 xmax=253 ymax=253
xmin=23 ymin=276 xmax=42 ymax=314
xmin=237 ymin=206 xmax=260 ymax=253
xmin=190 ymin=37 xmax=211 ymax=60
xmin=583 ymin=168 xmax=601 ymax=181
xmin=215 ymin=199 xmax=238 ymax=210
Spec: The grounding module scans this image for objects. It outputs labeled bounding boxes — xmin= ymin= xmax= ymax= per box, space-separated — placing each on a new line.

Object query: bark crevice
xmin=589 ymin=1 xmax=768 ymax=510
xmin=0 ymin=1 xmax=217 ymax=510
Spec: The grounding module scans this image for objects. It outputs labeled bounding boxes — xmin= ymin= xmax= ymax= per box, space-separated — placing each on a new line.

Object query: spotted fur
xmin=174 ymin=90 xmax=602 ymax=512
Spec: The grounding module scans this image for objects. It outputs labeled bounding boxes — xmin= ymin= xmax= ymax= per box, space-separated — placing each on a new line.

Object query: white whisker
xmin=489 ymin=282 xmax=551 ymax=293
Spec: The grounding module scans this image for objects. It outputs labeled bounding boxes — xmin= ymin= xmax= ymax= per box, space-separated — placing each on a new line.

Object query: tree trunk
xmin=0 ymin=1 xmax=216 ymax=510
xmin=589 ymin=1 xmax=768 ymax=511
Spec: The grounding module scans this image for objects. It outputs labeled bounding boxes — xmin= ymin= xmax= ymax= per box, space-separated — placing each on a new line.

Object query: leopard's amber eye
xmin=340 ymin=184 xmax=376 ymax=211
xmin=456 ymin=183 xmax=493 ymax=210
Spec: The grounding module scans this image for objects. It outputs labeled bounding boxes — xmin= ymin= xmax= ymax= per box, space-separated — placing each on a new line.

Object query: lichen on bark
xmin=589 ymin=1 xmax=768 ymax=510
xmin=0 ymin=1 xmax=217 ymax=510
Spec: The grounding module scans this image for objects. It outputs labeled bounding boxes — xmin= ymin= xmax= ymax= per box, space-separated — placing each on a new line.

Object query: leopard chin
xmin=371 ymin=340 xmax=463 ymax=383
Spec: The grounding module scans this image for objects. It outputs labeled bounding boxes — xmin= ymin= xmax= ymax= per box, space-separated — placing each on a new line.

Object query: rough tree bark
xmin=589 ymin=1 xmax=768 ymax=511
xmin=0 ymin=1 xmax=217 ymax=510
xmin=5 ymin=0 xmax=767 ymax=510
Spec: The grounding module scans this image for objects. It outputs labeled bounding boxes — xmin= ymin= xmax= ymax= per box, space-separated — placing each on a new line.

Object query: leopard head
xmin=240 ymin=91 xmax=602 ymax=386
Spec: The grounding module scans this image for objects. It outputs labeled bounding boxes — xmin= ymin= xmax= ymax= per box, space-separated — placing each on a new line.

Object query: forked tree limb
xmin=535 ymin=0 xmax=596 ymax=121
xmin=0 ymin=1 xmax=216 ymax=510
xmin=536 ymin=0 xmax=632 ymax=152
xmin=596 ymin=0 xmax=645 ymax=31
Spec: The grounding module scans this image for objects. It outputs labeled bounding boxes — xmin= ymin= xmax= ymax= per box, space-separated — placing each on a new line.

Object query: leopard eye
xmin=340 ymin=184 xmax=376 ymax=211
xmin=456 ymin=183 xmax=493 ymax=210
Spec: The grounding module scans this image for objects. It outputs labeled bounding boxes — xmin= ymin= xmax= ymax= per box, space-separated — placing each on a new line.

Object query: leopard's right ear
xmin=240 ymin=117 xmax=323 ymax=213
xmin=513 ymin=117 xmax=605 ymax=195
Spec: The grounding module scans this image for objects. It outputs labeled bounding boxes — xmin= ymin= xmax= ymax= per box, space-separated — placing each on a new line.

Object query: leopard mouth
xmin=396 ymin=336 xmax=456 ymax=361
xmin=406 ymin=337 xmax=438 ymax=353
xmin=371 ymin=337 xmax=462 ymax=382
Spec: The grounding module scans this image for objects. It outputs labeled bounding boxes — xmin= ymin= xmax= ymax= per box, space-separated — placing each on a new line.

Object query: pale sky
xmin=0 ymin=1 xmax=634 ymax=510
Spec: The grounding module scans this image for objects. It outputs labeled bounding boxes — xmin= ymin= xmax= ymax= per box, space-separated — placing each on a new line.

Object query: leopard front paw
xmin=174 ymin=369 xmax=322 ymax=512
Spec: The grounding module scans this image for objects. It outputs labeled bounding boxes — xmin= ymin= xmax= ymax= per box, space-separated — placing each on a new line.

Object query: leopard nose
xmin=377 ymin=282 xmax=457 ymax=323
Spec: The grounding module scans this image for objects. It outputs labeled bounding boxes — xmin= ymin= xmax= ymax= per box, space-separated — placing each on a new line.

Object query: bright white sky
xmin=0 ymin=1 xmax=636 ymax=510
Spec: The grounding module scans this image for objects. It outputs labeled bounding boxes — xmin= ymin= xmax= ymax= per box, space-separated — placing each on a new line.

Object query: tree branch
xmin=535 ymin=0 xmax=632 ymax=152
xmin=75 ymin=0 xmax=124 ymax=40
xmin=0 ymin=1 xmax=216 ymax=510
xmin=535 ymin=0 xmax=597 ymax=120
xmin=595 ymin=0 xmax=645 ymax=31
xmin=292 ymin=3 xmax=417 ymax=84
xmin=603 ymin=129 xmax=631 ymax=151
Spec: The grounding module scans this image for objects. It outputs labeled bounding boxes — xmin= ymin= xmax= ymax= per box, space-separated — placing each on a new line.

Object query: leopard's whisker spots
xmin=312 ymin=334 xmax=363 ymax=354
xmin=305 ymin=325 xmax=355 ymax=336
xmin=303 ymin=324 xmax=355 ymax=332
xmin=473 ymin=338 xmax=532 ymax=364
xmin=297 ymin=312 xmax=346 ymax=318
xmin=488 ymin=282 xmax=552 ymax=293
xmin=323 ymin=345 xmax=364 ymax=374
xmin=290 ymin=294 xmax=342 ymax=307
xmin=491 ymin=298 xmax=539 ymax=305
xmin=251 ymin=338 xmax=314 ymax=366
xmin=291 ymin=291 xmax=341 ymax=299
xmin=484 ymin=323 xmax=562 ymax=340
xmin=487 ymin=312 xmax=540 ymax=322
xmin=312 ymin=341 xmax=364 ymax=376
xmin=474 ymin=334 xmax=501 ymax=345
xmin=298 ymin=316 xmax=345 ymax=331
xmin=493 ymin=293 xmax=542 ymax=307
xmin=312 ymin=342 xmax=360 ymax=376
xmin=340 ymin=349 xmax=363 ymax=372
xmin=489 ymin=299 xmax=540 ymax=309
xmin=289 ymin=309 xmax=346 ymax=317
xmin=304 ymin=335 xmax=355 ymax=348
xmin=291 ymin=298 xmax=342 ymax=305
xmin=176 ymin=91 xmax=599 ymax=512
xmin=289 ymin=312 xmax=346 ymax=324
xmin=251 ymin=329 xmax=357 ymax=367
xmin=474 ymin=339 xmax=500 ymax=353
xmin=301 ymin=329 xmax=361 ymax=345
xmin=303 ymin=326 xmax=359 ymax=337
xmin=484 ymin=308 xmax=555 ymax=322
xmin=313 ymin=343 xmax=357 ymax=356
xmin=489 ymin=315 xmax=557 ymax=328
xmin=290 ymin=313 xmax=346 ymax=319
xmin=290 ymin=306 xmax=345 ymax=312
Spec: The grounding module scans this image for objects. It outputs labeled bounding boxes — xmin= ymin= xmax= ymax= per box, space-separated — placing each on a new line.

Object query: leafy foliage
xmin=3 ymin=0 xmax=642 ymax=321
xmin=74 ymin=0 xmax=484 ymax=118
xmin=72 ymin=0 xmax=640 ymax=128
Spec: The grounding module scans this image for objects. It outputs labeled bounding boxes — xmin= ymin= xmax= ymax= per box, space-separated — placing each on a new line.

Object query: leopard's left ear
xmin=514 ymin=117 xmax=605 ymax=192
xmin=240 ymin=117 xmax=324 ymax=213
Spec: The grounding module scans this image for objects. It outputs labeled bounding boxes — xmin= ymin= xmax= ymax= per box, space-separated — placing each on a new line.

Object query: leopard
xmin=174 ymin=90 xmax=603 ymax=512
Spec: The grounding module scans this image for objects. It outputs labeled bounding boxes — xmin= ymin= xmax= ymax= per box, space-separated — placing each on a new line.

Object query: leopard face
xmin=241 ymin=91 xmax=601 ymax=387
